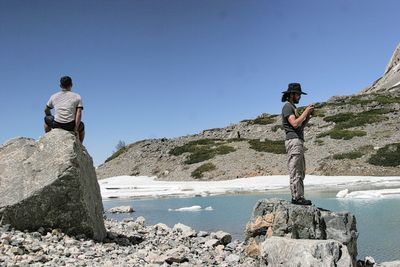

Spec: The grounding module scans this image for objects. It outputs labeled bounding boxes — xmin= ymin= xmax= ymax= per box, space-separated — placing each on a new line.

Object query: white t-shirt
xmin=47 ymin=90 xmax=84 ymax=123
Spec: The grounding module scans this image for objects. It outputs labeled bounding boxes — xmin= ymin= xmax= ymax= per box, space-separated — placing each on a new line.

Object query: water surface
xmin=103 ymin=191 xmax=400 ymax=262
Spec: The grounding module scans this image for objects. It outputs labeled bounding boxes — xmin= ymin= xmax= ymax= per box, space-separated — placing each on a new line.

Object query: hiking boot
xmin=291 ymin=198 xmax=312 ymax=205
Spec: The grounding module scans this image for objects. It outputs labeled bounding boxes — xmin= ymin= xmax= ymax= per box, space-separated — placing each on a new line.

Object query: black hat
xmin=282 ymin=83 xmax=307 ymax=95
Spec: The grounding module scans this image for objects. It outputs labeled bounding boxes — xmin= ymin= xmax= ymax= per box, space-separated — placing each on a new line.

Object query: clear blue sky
xmin=1 ymin=0 xmax=399 ymax=166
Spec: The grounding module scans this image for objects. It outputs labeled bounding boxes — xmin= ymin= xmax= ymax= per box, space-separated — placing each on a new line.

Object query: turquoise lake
xmin=103 ymin=191 xmax=400 ymax=263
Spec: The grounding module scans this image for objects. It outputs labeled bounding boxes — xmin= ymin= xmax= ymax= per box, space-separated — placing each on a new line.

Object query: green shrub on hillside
xmin=332 ymin=145 xmax=374 ymax=160
xmin=333 ymin=151 xmax=363 ymax=160
xmin=105 ymin=146 xmax=128 ymax=163
xmin=248 ymin=139 xmax=286 ymax=154
xmin=323 ymin=109 xmax=388 ymax=129
xmin=372 ymin=95 xmax=400 ymax=104
xmin=184 ymin=149 xmax=215 ymax=164
xmin=226 ymin=138 xmax=245 ymax=143
xmin=170 ymin=139 xmax=236 ymax=165
xmin=368 ymin=143 xmax=400 ymax=167
xmin=243 ymin=115 xmax=276 ymax=125
xmin=327 ymin=94 xmax=400 ymax=107
xmin=313 ymin=109 xmax=326 ymax=117
xmin=169 ymin=139 xmax=222 ymax=156
xmin=317 ymin=129 xmax=366 ymax=140
xmin=191 ymin=163 xmax=216 ymax=179
xmin=215 ymin=145 xmax=236 ymax=155
xmin=252 ymin=116 xmax=276 ymax=125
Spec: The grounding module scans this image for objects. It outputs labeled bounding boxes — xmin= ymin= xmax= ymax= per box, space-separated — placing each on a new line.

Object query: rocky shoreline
xmin=0 ymin=217 xmax=257 ymax=267
xmin=2 ymin=216 xmax=400 ymax=267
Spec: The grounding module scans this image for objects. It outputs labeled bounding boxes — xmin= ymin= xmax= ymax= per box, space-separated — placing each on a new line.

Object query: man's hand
xmin=304 ymin=104 xmax=315 ymax=116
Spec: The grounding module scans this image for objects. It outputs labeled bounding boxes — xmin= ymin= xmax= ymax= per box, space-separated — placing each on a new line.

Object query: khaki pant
xmin=285 ymin=138 xmax=305 ymax=200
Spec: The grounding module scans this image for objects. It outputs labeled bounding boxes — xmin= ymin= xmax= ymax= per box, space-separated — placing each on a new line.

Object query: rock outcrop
xmin=244 ymin=199 xmax=358 ymax=265
xmin=0 ymin=129 xmax=106 ymax=241
xmin=260 ymin=236 xmax=352 ymax=266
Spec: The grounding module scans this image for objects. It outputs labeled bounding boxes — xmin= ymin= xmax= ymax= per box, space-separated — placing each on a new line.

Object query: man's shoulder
xmin=50 ymin=91 xmax=62 ymax=99
xmin=282 ymin=102 xmax=296 ymax=118
xmin=282 ymin=102 xmax=295 ymax=112
xmin=64 ymin=91 xmax=82 ymax=99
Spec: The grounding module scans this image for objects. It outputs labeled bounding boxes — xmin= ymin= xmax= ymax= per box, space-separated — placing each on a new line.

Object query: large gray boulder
xmin=0 ymin=129 xmax=106 ymax=241
xmin=260 ymin=236 xmax=352 ymax=267
xmin=244 ymin=199 xmax=358 ymax=265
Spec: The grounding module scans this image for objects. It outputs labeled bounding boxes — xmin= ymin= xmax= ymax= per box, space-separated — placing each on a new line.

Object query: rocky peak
xmin=360 ymin=42 xmax=400 ymax=94
xmin=384 ymin=43 xmax=400 ymax=75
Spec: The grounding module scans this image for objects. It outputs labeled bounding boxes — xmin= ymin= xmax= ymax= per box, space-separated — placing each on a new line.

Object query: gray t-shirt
xmin=281 ymin=102 xmax=304 ymax=141
xmin=47 ymin=90 xmax=83 ymax=123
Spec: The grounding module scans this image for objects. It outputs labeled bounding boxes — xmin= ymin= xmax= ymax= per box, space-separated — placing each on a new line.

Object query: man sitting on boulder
xmin=44 ymin=76 xmax=85 ymax=143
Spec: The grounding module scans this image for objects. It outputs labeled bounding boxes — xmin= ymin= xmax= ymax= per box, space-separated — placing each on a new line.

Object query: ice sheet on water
xmin=168 ymin=205 xmax=214 ymax=212
xmin=337 ymin=188 xmax=400 ymax=199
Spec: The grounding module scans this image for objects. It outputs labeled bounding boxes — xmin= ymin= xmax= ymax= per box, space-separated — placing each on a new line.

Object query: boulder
xmin=0 ymin=130 xmax=106 ymax=241
xmin=260 ymin=236 xmax=352 ymax=267
xmin=244 ymin=199 xmax=358 ymax=265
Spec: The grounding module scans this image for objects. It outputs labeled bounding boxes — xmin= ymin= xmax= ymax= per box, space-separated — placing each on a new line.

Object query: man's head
xmin=281 ymin=83 xmax=307 ymax=103
xmin=60 ymin=76 xmax=73 ymax=90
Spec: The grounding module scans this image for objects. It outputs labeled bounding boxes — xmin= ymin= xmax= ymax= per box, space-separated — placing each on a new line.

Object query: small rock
xmin=122 ymin=217 xmax=135 ymax=223
xmin=33 ymin=255 xmax=49 ymax=263
xmin=205 ymin=239 xmax=220 ymax=248
xmin=224 ymin=242 xmax=237 ymax=252
xmin=212 ymin=231 xmax=232 ymax=245
xmin=154 ymin=223 xmax=171 ymax=232
xmin=10 ymin=247 xmax=24 ymax=255
xmin=108 ymin=206 xmax=134 ymax=213
xmin=173 ymin=223 xmax=197 ymax=238
xmin=163 ymin=247 xmax=189 ymax=264
xmin=198 ymin=231 xmax=209 ymax=237
xmin=225 ymin=254 xmax=240 ymax=263
xmin=107 ymin=231 xmax=117 ymax=240
xmin=0 ymin=233 xmax=11 ymax=241
xmin=37 ymin=227 xmax=46 ymax=235
xmin=135 ymin=216 xmax=146 ymax=226
xmin=30 ymin=245 xmax=42 ymax=253
xmin=215 ymin=245 xmax=225 ymax=254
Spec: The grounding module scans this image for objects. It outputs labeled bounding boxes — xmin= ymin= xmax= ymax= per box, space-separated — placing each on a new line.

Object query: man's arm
xmin=288 ymin=105 xmax=314 ymax=129
xmin=44 ymin=106 xmax=52 ymax=116
xmin=74 ymin=107 xmax=83 ymax=133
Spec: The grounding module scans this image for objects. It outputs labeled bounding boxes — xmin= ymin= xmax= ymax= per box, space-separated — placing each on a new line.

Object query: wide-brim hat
xmin=281 ymin=82 xmax=307 ymax=95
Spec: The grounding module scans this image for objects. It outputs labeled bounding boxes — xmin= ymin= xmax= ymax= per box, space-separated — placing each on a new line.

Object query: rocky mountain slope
xmin=97 ymin=43 xmax=400 ymax=180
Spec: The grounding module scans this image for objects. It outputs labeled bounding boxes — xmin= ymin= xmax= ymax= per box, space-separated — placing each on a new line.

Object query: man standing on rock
xmin=44 ymin=76 xmax=85 ymax=143
xmin=281 ymin=83 xmax=314 ymax=205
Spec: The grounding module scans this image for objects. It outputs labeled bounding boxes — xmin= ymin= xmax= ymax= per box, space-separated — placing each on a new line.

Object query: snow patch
xmin=99 ymin=175 xmax=400 ymax=199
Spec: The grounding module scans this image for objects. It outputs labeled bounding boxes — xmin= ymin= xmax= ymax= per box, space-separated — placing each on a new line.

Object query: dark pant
xmin=44 ymin=115 xmax=85 ymax=132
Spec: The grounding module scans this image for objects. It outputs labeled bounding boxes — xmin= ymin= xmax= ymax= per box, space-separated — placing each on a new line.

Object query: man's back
xmin=47 ymin=90 xmax=83 ymax=124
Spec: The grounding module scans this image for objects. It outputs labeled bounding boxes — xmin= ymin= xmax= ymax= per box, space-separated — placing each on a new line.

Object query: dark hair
xmin=281 ymin=92 xmax=289 ymax=102
xmin=60 ymin=76 xmax=73 ymax=88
